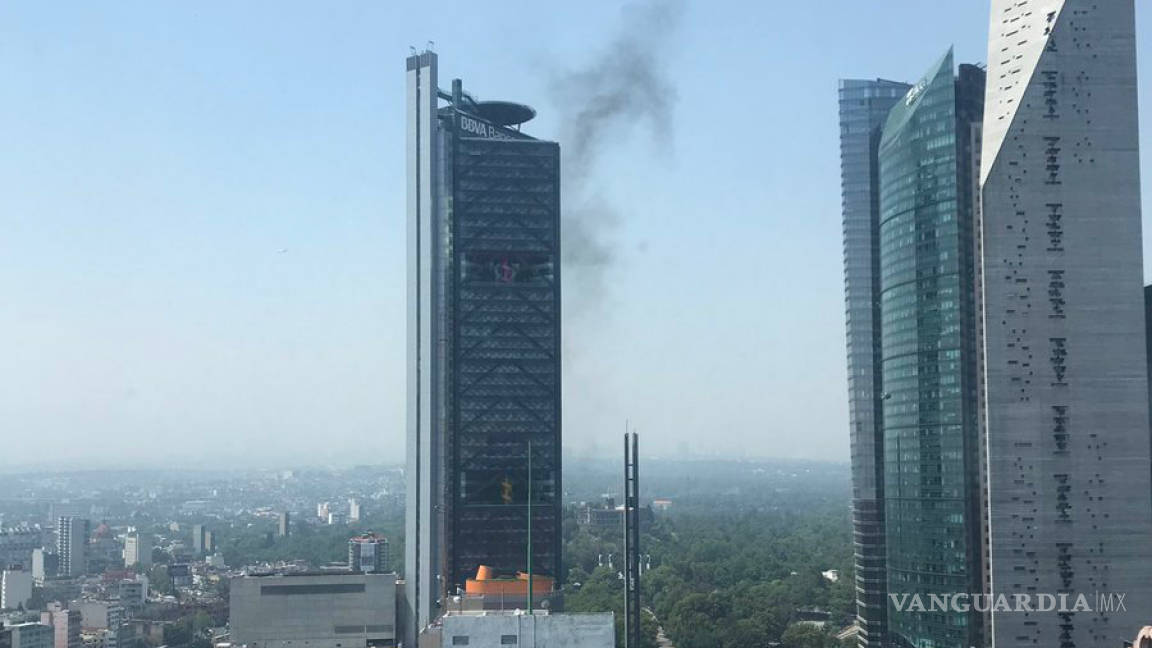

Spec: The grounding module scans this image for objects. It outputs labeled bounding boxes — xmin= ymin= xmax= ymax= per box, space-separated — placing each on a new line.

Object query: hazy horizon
xmin=0 ymin=450 xmax=852 ymax=474
xmin=5 ymin=1 xmax=1152 ymax=469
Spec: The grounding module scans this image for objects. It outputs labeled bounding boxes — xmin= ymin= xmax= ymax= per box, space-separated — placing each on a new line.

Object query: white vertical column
xmin=405 ymin=50 xmax=440 ymax=647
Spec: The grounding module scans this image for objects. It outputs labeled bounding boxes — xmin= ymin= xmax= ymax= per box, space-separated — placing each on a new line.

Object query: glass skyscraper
xmin=406 ymin=52 xmax=562 ymax=646
xmin=877 ymin=50 xmax=985 ymax=648
xmin=842 ymin=51 xmax=987 ymax=648
xmin=838 ymin=76 xmax=910 ymax=648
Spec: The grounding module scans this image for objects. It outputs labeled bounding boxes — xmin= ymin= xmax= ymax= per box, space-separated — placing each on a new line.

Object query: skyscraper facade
xmin=877 ymin=50 xmax=986 ymax=648
xmin=55 ymin=517 xmax=87 ymax=578
xmin=981 ymin=1 xmax=1152 ymax=645
xmin=841 ymin=52 xmax=989 ymax=648
xmin=406 ymin=51 xmax=562 ymax=644
xmin=838 ymin=75 xmax=910 ymax=648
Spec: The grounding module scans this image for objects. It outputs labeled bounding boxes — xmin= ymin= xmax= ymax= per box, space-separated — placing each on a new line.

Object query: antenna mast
xmin=623 ymin=430 xmax=641 ymax=648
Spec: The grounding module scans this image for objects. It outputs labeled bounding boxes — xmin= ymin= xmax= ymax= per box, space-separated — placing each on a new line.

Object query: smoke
xmin=550 ymin=0 xmax=684 ymax=306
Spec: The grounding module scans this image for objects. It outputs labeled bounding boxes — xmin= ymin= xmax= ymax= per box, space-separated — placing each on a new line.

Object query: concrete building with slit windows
xmin=229 ymin=572 xmax=397 ymax=648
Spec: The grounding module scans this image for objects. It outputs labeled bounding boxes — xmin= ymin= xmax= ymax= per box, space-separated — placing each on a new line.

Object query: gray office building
xmin=980 ymin=1 xmax=1152 ymax=645
xmin=837 ymin=76 xmax=910 ymax=648
xmin=406 ymin=51 xmax=562 ymax=645
xmin=230 ymin=572 xmax=396 ymax=648
xmin=55 ymin=517 xmax=88 ymax=578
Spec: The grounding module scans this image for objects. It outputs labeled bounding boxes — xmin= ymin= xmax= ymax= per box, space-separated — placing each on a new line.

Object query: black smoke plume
xmin=550 ymin=0 xmax=683 ymax=307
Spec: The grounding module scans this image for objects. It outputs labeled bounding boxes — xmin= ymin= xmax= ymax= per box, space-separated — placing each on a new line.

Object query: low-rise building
xmin=6 ymin=622 xmax=53 ymax=648
xmin=77 ymin=622 xmax=133 ymax=648
xmin=73 ymin=601 xmax=122 ymax=635
xmin=422 ymin=612 xmax=614 ymax=648
xmin=230 ymin=572 xmax=396 ymax=648
xmin=79 ymin=629 xmax=109 ymax=648
xmin=576 ymin=496 xmax=653 ymax=530
xmin=1 ymin=570 xmax=33 ymax=611
xmin=347 ymin=535 xmax=389 ymax=574
xmin=116 ymin=579 xmax=147 ymax=610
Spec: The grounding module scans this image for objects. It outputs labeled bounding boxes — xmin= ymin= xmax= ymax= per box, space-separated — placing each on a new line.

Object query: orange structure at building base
xmin=464 ymin=565 xmax=554 ymax=597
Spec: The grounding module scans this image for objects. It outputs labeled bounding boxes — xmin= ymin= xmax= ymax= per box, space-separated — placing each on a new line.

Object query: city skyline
xmin=5 ymin=2 xmax=1152 ymax=646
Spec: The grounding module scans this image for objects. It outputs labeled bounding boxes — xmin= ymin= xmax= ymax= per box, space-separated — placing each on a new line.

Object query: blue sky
xmin=2 ymin=1 xmax=1149 ymax=468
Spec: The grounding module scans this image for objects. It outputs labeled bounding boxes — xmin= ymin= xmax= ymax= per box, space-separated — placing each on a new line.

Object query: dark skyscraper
xmin=838 ymin=76 xmax=910 ymax=648
xmin=406 ymin=51 xmax=561 ymax=644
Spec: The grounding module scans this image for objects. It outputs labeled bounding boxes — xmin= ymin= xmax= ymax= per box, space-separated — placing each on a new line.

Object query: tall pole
xmin=630 ymin=432 xmax=640 ymax=648
xmin=623 ymin=430 xmax=641 ymax=648
xmin=623 ymin=431 xmax=631 ymax=647
xmin=527 ymin=437 xmax=533 ymax=615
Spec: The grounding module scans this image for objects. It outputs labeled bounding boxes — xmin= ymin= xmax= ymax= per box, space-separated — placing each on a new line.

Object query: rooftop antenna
xmin=409 ymin=45 xmax=417 ymax=56
xmin=427 ymin=40 xmax=435 ymax=52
